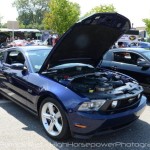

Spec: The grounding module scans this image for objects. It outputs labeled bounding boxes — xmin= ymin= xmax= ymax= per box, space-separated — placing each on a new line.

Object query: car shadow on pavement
xmin=0 ymin=101 xmax=150 ymax=150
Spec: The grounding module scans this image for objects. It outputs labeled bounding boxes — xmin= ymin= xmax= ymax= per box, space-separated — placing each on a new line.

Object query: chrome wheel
xmin=41 ymin=102 xmax=63 ymax=136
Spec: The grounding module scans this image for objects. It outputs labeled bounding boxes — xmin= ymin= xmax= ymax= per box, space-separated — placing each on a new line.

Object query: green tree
xmin=13 ymin=0 xmax=50 ymax=29
xmin=43 ymin=0 xmax=80 ymax=35
xmin=143 ymin=19 xmax=150 ymax=36
xmin=83 ymin=4 xmax=116 ymax=18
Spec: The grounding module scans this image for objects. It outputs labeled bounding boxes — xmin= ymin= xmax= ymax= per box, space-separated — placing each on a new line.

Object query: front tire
xmin=39 ymin=97 xmax=70 ymax=140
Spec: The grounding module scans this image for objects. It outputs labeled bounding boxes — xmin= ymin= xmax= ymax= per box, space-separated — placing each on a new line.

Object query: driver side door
xmin=0 ymin=49 xmax=29 ymax=105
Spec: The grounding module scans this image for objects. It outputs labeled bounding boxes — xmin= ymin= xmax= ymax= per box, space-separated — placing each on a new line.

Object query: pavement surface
xmin=0 ymin=96 xmax=150 ymax=150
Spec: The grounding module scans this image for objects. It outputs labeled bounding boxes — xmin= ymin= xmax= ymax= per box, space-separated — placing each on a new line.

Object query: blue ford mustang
xmin=0 ymin=13 xmax=146 ymax=140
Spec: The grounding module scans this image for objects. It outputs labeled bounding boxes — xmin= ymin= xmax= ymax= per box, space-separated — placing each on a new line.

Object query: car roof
xmin=139 ymin=41 xmax=150 ymax=44
xmin=109 ymin=47 xmax=149 ymax=53
xmin=4 ymin=46 xmax=52 ymax=52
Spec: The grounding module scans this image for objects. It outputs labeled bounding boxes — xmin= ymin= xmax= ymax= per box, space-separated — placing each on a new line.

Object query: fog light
xmin=111 ymin=101 xmax=118 ymax=108
xmin=138 ymin=94 xmax=141 ymax=99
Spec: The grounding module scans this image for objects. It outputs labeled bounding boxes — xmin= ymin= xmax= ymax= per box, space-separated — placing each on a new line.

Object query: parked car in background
xmin=8 ymin=40 xmax=26 ymax=47
xmin=0 ymin=13 xmax=146 ymax=140
xmin=128 ymin=41 xmax=150 ymax=49
xmin=101 ymin=48 xmax=150 ymax=95
xmin=138 ymin=41 xmax=150 ymax=49
xmin=32 ymin=40 xmax=44 ymax=46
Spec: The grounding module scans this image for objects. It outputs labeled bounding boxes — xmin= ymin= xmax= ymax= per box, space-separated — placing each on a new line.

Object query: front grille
xmin=99 ymin=95 xmax=141 ymax=114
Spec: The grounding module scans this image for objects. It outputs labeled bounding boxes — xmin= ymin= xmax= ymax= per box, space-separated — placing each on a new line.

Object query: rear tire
xmin=39 ymin=97 xmax=70 ymax=140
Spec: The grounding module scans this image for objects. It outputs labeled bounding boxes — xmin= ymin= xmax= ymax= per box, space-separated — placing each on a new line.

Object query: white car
xmin=32 ymin=40 xmax=44 ymax=46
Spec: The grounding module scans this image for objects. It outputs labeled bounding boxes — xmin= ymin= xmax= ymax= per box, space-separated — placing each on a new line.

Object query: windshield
xmin=26 ymin=49 xmax=51 ymax=72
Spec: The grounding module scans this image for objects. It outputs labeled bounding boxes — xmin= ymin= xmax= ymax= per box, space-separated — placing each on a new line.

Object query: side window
xmin=5 ymin=51 xmax=25 ymax=65
xmin=114 ymin=52 xmax=132 ymax=64
xmin=130 ymin=53 xmax=145 ymax=65
xmin=114 ymin=52 xmax=144 ymax=65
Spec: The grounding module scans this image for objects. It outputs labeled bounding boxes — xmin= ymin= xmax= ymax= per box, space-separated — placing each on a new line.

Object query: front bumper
xmin=67 ymin=95 xmax=147 ymax=139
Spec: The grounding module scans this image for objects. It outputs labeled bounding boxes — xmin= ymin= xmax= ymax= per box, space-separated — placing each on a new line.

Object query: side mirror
xmin=137 ymin=59 xmax=150 ymax=68
xmin=22 ymin=66 xmax=28 ymax=75
xmin=10 ymin=63 xmax=24 ymax=70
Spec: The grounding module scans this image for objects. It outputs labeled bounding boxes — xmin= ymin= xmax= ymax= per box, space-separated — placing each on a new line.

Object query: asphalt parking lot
xmin=0 ymin=96 xmax=150 ymax=150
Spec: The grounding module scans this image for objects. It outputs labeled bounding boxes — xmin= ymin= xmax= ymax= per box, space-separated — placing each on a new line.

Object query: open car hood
xmin=39 ymin=13 xmax=131 ymax=73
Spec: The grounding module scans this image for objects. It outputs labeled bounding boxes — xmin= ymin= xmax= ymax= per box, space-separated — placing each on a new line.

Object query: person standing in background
xmin=118 ymin=42 xmax=125 ymax=48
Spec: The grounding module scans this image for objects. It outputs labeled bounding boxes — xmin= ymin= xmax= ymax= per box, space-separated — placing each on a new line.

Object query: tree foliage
xmin=83 ymin=4 xmax=116 ymax=18
xmin=143 ymin=19 xmax=150 ymax=36
xmin=43 ymin=0 xmax=80 ymax=35
xmin=13 ymin=0 xmax=50 ymax=29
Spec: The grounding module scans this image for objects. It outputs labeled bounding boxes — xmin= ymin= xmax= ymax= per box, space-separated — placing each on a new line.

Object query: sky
xmin=0 ymin=0 xmax=150 ymax=27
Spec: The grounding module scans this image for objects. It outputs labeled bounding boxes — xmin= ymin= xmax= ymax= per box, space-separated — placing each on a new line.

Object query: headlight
xmin=78 ymin=100 xmax=106 ymax=111
xmin=111 ymin=101 xmax=118 ymax=108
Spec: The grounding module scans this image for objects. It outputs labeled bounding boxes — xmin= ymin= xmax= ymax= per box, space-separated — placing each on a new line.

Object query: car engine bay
xmin=44 ymin=64 xmax=143 ymax=100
